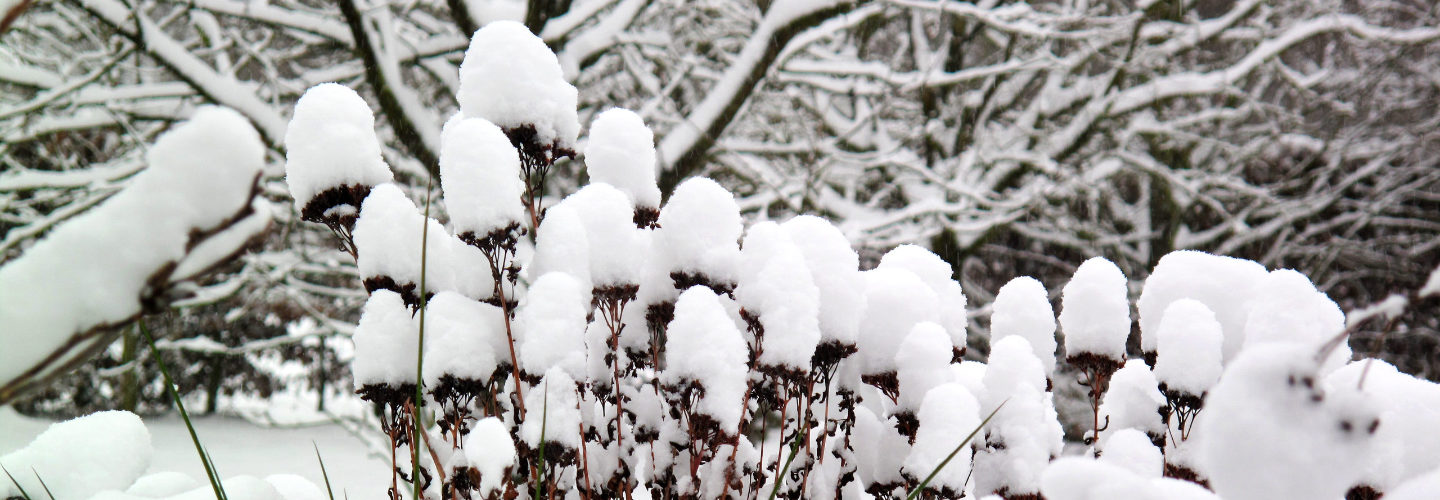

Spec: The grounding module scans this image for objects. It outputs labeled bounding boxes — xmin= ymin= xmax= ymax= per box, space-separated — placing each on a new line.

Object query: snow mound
xmin=1138 ymin=250 xmax=1267 ymax=362
xmin=856 ymin=267 xmax=939 ymax=376
xmin=518 ymin=272 xmax=590 ymax=380
xmin=465 ymin=417 xmax=517 ymax=496
xmin=1 ymin=411 xmax=151 ymax=499
xmin=1152 ymin=299 xmax=1224 ymax=397
xmin=877 ymin=245 xmax=967 ymax=356
xmin=655 ymin=177 xmax=743 ymax=286
xmin=901 ymin=383 xmax=980 ymax=491
xmin=351 ymin=290 xmax=420 ymax=388
xmin=780 ymin=215 xmax=865 ymax=347
xmin=663 ymin=286 xmax=748 ymax=430
xmin=423 ymin=291 xmax=504 ymax=385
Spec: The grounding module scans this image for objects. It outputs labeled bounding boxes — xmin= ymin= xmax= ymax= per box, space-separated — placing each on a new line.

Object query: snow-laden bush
xmin=274 ymin=20 xmax=1439 ymax=500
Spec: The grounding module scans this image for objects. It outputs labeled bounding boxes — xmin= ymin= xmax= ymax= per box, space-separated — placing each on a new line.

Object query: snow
xmin=127 ymin=473 xmax=200 ymax=497
xmin=352 ymin=183 xmax=453 ymax=293
xmin=1388 ymin=467 xmax=1440 ymax=500
xmin=856 ymin=267 xmax=940 ymax=376
xmin=852 ymin=406 xmax=909 ymax=489
xmin=1059 ymin=257 xmax=1130 ymax=361
xmin=901 ymin=383 xmax=979 ymax=490
xmin=1152 ymin=299 xmax=1224 ymax=396
xmin=1137 ymin=250 xmax=1268 ymax=362
xmin=446 ymin=235 xmax=497 ymax=301
xmin=780 ymin=215 xmax=865 ymax=347
xmin=1041 ymin=457 xmax=1219 ymax=500
xmin=0 ymin=106 xmax=265 ymax=391
xmin=1242 ymin=269 xmax=1349 ymax=373
xmin=663 ymin=286 xmax=749 ymax=431
xmin=283 ymin=83 xmax=393 ymax=214
xmin=1 ymin=411 xmax=151 ymax=499
xmin=736 ymin=222 xmax=821 ymax=371
xmin=464 ymin=417 xmax=516 ymax=496
xmin=893 ymin=322 xmax=953 ymax=412
xmin=1326 ymin=359 xmax=1440 ymax=485
xmin=518 ymin=272 xmax=590 ymax=380
xmin=876 ymin=244 xmax=967 ymax=355
xmin=527 ymin=203 xmax=592 ymax=287
xmin=1098 ymin=429 xmax=1162 ymax=478
xmin=458 ymin=20 xmax=579 ymax=151
xmin=990 ymin=276 xmax=1058 ymax=378
xmin=439 ymin=115 xmax=526 ymax=237
xmin=555 ymin=183 xmax=647 ymax=288
xmin=584 ymin=108 xmax=661 ymax=210
xmin=350 ymin=290 xmax=420 ymax=388
xmin=1200 ymin=343 xmax=1380 ymax=500
xmin=655 ymin=177 xmax=743 ymax=285
xmin=422 ymin=291 xmax=503 ymax=385
xmin=1422 ymin=266 xmax=1440 ymax=298
xmin=1097 ymin=359 xmax=1165 ymax=447
xmin=521 ymin=367 xmax=582 ymax=451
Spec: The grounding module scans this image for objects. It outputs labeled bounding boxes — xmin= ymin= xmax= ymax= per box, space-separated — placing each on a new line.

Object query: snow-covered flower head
xmin=352 ymin=183 xmax=453 ymax=306
xmin=439 ymin=115 xmax=526 ymax=242
xmin=655 ymin=177 xmax=742 ymax=291
xmin=1153 ymin=299 xmax=1224 ymax=400
xmin=284 ymin=83 xmax=393 ymax=225
xmin=584 ymin=108 xmax=661 ymax=224
xmin=1060 ymin=257 xmax=1130 ymax=364
xmin=736 ymin=221 xmax=820 ymax=378
xmin=352 ymin=290 xmax=420 ymax=397
xmin=990 ymin=276 xmax=1058 ymax=379
xmin=877 ymin=245 xmax=967 ymax=360
xmin=458 ymin=20 xmax=579 ymax=155
xmin=663 ymin=286 xmax=748 ymax=432
xmin=1137 ymin=250 xmax=1267 ymax=365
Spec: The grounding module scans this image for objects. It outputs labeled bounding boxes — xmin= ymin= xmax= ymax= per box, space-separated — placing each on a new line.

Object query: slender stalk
xmin=415 ymin=177 xmax=434 ymax=500
xmin=314 ymin=442 xmax=337 ymax=500
xmin=903 ymin=401 xmax=1006 ymax=500
xmin=140 ymin=319 xmax=227 ymax=500
xmin=2 ymin=464 xmax=32 ymax=500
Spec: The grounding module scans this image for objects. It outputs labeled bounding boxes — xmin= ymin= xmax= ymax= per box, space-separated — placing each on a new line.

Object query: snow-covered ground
xmin=0 ymin=407 xmax=389 ymax=499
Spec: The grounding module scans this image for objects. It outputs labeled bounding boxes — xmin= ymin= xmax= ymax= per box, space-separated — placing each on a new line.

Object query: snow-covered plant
xmin=1059 ymin=257 xmax=1130 ymax=445
xmin=270 ymin=18 xmax=1439 ymax=500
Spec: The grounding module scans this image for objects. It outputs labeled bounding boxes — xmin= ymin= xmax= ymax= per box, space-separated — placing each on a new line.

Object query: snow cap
xmin=663 ymin=286 xmax=749 ymax=430
xmin=459 ymin=21 xmax=579 ymax=151
xmin=351 ymin=290 xmax=420 ymax=388
xmin=1153 ymin=299 xmax=1224 ymax=397
xmin=877 ymin=245 xmax=967 ymax=356
xmin=991 ymin=276 xmax=1058 ymax=377
xmin=1060 ymin=257 xmax=1130 ymax=362
xmin=781 ymin=215 xmax=865 ymax=346
xmin=439 ymin=115 xmax=526 ymax=237
xmin=1138 ymin=250 xmax=1267 ymax=362
xmin=284 ymin=83 xmax=392 ymax=213
xmin=585 ymin=108 xmax=661 ymax=209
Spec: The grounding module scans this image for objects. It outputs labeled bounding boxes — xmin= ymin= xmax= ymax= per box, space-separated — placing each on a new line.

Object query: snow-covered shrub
xmin=267 ymin=19 xmax=1438 ymax=500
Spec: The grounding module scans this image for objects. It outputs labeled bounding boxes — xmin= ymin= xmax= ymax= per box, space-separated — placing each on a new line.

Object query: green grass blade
xmin=1 ymin=464 xmax=33 ymax=500
xmin=30 ymin=468 xmax=54 ymax=500
xmin=413 ymin=172 xmax=434 ymax=500
xmin=533 ymin=380 xmax=549 ymax=500
xmin=314 ymin=442 xmax=337 ymax=500
xmin=768 ymin=426 xmax=805 ymax=500
xmin=140 ymin=319 xmax=228 ymax=500
xmin=903 ymin=400 xmax=1007 ymax=500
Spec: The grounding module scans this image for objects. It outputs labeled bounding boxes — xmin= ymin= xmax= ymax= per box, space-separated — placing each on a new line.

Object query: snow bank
xmin=584 ymin=108 xmax=661 ymax=210
xmin=1 ymin=411 xmax=151 ymax=499
xmin=0 ymin=106 xmax=265 ymax=394
xmin=284 ymin=83 xmax=392 ymax=215
xmin=990 ymin=276 xmax=1058 ymax=378
xmin=439 ymin=116 xmax=526 ymax=238
xmin=458 ymin=21 xmax=579 ymax=151
xmin=1059 ymin=257 xmax=1130 ymax=362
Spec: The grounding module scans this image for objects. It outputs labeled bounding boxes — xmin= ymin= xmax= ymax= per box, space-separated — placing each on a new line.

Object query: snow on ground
xmin=0 ymin=407 xmax=389 ymax=499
